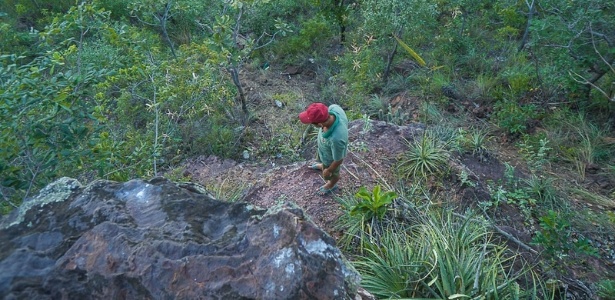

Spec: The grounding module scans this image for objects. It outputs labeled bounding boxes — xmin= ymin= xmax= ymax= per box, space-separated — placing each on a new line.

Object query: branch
xmin=251 ymin=30 xmax=284 ymax=52
xmin=569 ymin=70 xmax=614 ymax=101
xmin=232 ymin=6 xmax=243 ymax=47
xmin=453 ymin=212 xmax=539 ymax=254
xmin=568 ymin=23 xmax=615 ymax=102
xmin=589 ymin=24 xmax=614 ymax=74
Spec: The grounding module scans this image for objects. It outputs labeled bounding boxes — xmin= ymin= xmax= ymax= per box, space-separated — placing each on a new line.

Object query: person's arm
xmin=323 ymin=159 xmax=343 ymax=178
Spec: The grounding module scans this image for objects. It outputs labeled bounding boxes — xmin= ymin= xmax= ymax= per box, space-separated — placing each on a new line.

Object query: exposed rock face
xmin=0 ymin=177 xmax=361 ymax=299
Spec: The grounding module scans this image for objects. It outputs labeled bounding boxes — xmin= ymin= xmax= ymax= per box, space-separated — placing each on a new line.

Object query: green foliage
xmin=0 ymin=48 xmax=111 ymax=208
xmin=527 ymin=0 xmax=615 ymax=106
xmin=500 ymin=59 xmax=534 ymax=96
xmin=39 ymin=3 xmax=112 ymax=50
xmin=247 ymin=0 xmax=313 ymax=34
xmin=275 ymin=15 xmax=335 ymax=58
xmin=335 ymin=185 xmax=397 ymax=253
xmin=338 ymin=40 xmax=387 ymax=94
xmin=462 ymin=127 xmax=490 ymax=157
xmin=0 ymin=21 xmax=37 ymax=55
xmin=481 ymin=164 xmax=538 ymax=223
xmin=523 ymin=175 xmax=559 ymax=210
xmin=532 ymin=210 xmax=599 ymax=260
xmin=376 ymin=104 xmax=411 ymax=126
xmin=335 ymin=191 xmax=372 ymax=252
xmin=354 ymin=228 xmax=425 ymax=298
xmin=310 ymin=0 xmax=353 ymax=41
xmin=128 ymin=0 xmax=223 ymax=45
xmin=597 ymin=279 xmax=615 ymax=299
xmin=546 ymin=113 xmax=614 ymax=179
xmin=430 ymin=124 xmax=466 ymax=153
xmin=355 ymin=210 xmax=534 ymax=299
xmin=493 ymin=100 xmax=539 ymax=136
xmin=351 ymin=185 xmax=397 ymax=221
xmin=517 ymin=135 xmax=552 ymax=173
xmin=397 ymin=132 xmax=450 ymax=180
xmin=459 ymin=169 xmax=477 ymax=188
xmin=339 ymin=0 xmax=438 ymax=94
xmin=2 ymin=0 xmax=74 ymax=30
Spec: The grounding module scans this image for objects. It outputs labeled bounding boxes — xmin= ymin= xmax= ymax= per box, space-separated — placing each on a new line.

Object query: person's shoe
xmin=316 ymin=185 xmax=338 ymax=196
xmin=307 ymin=163 xmax=322 ymax=171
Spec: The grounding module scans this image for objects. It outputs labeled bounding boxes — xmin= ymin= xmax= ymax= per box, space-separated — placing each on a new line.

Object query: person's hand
xmin=322 ymin=168 xmax=332 ymax=179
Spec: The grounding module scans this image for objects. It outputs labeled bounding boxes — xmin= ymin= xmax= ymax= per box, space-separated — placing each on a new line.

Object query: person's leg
xmin=324 ymin=174 xmax=339 ymax=189
xmin=318 ymin=165 xmax=340 ymax=195
xmin=308 ymin=152 xmax=323 ymax=170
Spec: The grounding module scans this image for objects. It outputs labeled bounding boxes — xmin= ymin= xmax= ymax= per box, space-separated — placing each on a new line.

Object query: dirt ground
xmin=180 ymin=119 xmax=425 ymax=233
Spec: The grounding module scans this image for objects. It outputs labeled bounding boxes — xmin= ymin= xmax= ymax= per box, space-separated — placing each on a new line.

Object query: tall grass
xmin=335 ymin=190 xmax=375 ymax=253
xmin=353 ymin=210 xmax=541 ymax=299
xmin=546 ymin=112 xmax=614 ymax=179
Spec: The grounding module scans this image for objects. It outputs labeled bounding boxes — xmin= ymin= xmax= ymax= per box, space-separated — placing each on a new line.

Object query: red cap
xmin=299 ymin=103 xmax=329 ymax=124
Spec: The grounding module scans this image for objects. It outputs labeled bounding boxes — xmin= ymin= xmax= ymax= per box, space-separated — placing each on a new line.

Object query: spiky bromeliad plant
xmin=354 ymin=210 xmax=543 ymax=299
xmin=397 ymin=132 xmax=450 ymax=181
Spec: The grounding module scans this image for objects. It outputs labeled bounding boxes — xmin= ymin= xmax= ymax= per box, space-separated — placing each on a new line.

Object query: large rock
xmin=0 ymin=177 xmax=361 ymax=299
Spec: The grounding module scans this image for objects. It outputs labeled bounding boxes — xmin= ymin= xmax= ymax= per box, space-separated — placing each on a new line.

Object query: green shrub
xmin=276 ymin=15 xmax=335 ymax=57
xmin=531 ymin=210 xmax=599 ymax=260
xmin=493 ymin=100 xmax=539 ymax=136
xmin=351 ymin=185 xmax=397 ymax=221
xmin=517 ymin=134 xmax=552 ymax=173
xmin=524 ymin=175 xmax=560 ymax=210
xmin=0 ymin=22 xmax=37 ymax=55
xmin=597 ymin=279 xmax=615 ymax=299
xmin=338 ymin=40 xmax=387 ymax=94
xmin=335 ymin=185 xmax=397 ymax=253
xmin=335 ymin=190 xmax=372 ymax=253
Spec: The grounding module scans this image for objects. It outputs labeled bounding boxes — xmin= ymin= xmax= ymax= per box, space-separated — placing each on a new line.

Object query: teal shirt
xmin=317 ymin=104 xmax=348 ymax=166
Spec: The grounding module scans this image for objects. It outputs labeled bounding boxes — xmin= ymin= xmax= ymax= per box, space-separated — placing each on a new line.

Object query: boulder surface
xmin=0 ymin=177 xmax=360 ymax=299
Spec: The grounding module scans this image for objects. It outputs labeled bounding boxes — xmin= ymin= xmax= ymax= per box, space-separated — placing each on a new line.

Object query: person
xmin=299 ymin=102 xmax=349 ymax=196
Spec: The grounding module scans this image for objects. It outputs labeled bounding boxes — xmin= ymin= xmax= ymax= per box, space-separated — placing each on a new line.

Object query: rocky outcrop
xmin=0 ymin=177 xmax=361 ymax=299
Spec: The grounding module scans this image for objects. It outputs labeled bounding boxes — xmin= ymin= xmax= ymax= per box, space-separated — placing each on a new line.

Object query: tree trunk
xmin=229 ymin=66 xmax=249 ymax=116
xmin=160 ymin=2 xmax=177 ymax=59
xmin=518 ymin=0 xmax=535 ymax=52
xmin=383 ymin=28 xmax=403 ymax=85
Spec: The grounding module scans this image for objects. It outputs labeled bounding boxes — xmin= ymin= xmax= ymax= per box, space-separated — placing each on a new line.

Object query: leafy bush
xmin=493 ymin=100 xmax=539 ymax=136
xmin=351 ymin=185 xmax=397 ymax=221
xmin=517 ymin=134 xmax=552 ymax=173
xmin=531 ymin=210 xmax=599 ymax=260
xmin=275 ymin=15 xmax=335 ymax=58
xmin=597 ymin=279 xmax=615 ymax=299
xmin=0 ymin=22 xmax=37 ymax=55
xmin=336 ymin=185 xmax=397 ymax=253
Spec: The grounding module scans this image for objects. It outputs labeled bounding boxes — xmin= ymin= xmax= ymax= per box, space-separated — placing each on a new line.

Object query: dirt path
xmin=180 ymin=120 xmax=425 ymax=233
